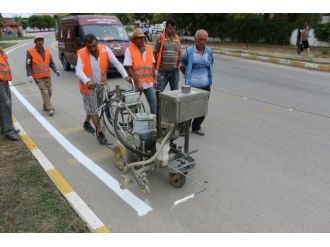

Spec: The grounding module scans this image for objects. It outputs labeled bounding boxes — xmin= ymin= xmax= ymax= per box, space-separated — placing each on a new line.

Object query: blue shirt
xmin=181 ymin=45 xmax=213 ymax=88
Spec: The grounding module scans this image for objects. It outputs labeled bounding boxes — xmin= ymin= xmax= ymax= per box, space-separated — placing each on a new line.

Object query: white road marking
xmin=7 ymin=45 xmax=153 ymax=216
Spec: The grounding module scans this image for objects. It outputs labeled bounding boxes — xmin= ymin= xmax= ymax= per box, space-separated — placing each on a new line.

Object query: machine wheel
xmin=169 ymin=172 xmax=186 ymax=188
xmin=113 ymin=141 xmax=127 ymax=170
xmin=61 ymin=54 xmax=71 ymax=71
xmin=113 ymin=141 xmax=137 ymax=170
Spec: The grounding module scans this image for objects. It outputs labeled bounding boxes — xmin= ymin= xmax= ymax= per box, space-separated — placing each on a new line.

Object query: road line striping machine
xmin=98 ymin=83 xmax=209 ymax=194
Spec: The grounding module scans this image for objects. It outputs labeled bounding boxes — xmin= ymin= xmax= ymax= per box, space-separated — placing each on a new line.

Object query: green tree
xmin=130 ymin=13 xmax=154 ymax=23
xmin=28 ymin=15 xmax=42 ymax=30
xmin=112 ymin=13 xmax=131 ymax=24
xmin=42 ymin=16 xmax=56 ymax=29
xmin=315 ymin=23 xmax=330 ymax=43
xmin=0 ymin=14 xmax=3 ymax=37
xmin=28 ymin=15 xmax=55 ymax=30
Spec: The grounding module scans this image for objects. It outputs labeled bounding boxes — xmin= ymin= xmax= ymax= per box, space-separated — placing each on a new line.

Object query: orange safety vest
xmin=28 ymin=48 xmax=51 ymax=79
xmin=155 ymin=32 xmax=181 ymax=70
xmin=77 ymin=45 xmax=109 ymax=94
xmin=0 ymin=49 xmax=12 ymax=81
xmin=128 ymin=43 xmax=154 ymax=85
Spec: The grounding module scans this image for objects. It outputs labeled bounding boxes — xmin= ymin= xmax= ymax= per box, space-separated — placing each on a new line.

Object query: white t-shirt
xmin=124 ymin=47 xmax=155 ymax=89
xmin=76 ymin=46 xmax=128 ymax=85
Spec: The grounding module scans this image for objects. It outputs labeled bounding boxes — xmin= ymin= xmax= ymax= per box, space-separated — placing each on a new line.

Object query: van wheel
xmin=61 ymin=55 xmax=70 ymax=71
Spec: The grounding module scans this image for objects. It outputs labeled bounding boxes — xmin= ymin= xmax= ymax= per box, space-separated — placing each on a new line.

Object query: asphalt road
xmin=8 ymin=34 xmax=330 ymax=232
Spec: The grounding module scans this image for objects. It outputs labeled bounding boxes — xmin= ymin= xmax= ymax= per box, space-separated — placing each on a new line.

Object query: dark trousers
xmin=0 ymin=81 xmax=15 ymax=135
xmin=191 ymin=86 xmax=210 ymax=131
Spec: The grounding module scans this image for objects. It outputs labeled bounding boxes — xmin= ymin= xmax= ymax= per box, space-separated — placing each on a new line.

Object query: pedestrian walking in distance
xmin=26 ymin=36 xmax=60 ymax=116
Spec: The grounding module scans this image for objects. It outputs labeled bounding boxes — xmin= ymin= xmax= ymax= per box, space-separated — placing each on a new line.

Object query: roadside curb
xmin=214 ymin=50 xmax=330 ymax=72
xmin=12 ymin=116 xmax=111 ymax=233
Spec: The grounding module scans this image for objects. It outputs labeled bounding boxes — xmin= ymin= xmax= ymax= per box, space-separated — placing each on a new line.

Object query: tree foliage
xmin=28 ymin=15 xmax=55 ymax=30
xmin=315 ymin=23 xmax=330 ymax=43
xmin=53 ymin=13 xmax=328 ymax=45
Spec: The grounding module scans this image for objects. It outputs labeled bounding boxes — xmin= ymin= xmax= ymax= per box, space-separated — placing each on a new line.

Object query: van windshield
xmin=82 ymin=24 xmax=129 ymax=42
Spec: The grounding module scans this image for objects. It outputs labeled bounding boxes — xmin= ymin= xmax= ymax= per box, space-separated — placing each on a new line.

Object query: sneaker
xmin=96 ymin=131 xmax=107 ymax=145
xmin=5 ymin=132 xmax=18 ymax=141
xmin=83 ymin=121 xmax=95 ymax=133
xmin=193 ymin=129 xmax=205 ymax=136
xmin=48 ymin=109 xmax=54 ymax=116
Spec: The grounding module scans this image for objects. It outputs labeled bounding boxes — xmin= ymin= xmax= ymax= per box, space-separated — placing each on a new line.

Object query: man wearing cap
xmin=26 ymin=36 xmax=60 ymax=116
xmin=0 ymin=47 xmax=18 ymax=140
xmin=124 ymin=28 xmax=157 ymax=114
xmin=76 ymin=34 xmax=130 ymax=145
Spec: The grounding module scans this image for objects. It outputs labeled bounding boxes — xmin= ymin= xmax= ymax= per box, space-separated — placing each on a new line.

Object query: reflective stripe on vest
xmin=155 ymin=32 xmax=181 ymax=70
xmin=77 ymin=44 xmax=109 ymax=94
xmin=0 ymin=50 xmax=12 ymax=81
xmin=128 ymin=44 xmax=154 ymax=85
xmin=28 ymin=48 xmax=51 ymax=79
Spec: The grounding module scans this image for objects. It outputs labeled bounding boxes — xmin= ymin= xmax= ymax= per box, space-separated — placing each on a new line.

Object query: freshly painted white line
xmin=66 ymin=191 xmax=104 ymax=230
xmin=31 ymin=149 xmax=55 ymax=171
xmin=7 ymin=45 xmax=153 ymax=216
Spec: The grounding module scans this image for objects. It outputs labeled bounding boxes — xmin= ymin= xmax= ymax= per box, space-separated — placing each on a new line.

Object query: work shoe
xmin=48 ymin=109 xmax=54 ymax=116
xmin=96 ymin=131 xmax=107 ymax=145
xmin=192 ymin=129 xmax=205 ymax=136
xmin=5 ymin=131 xmax=18 ymax=141
xmin=83 ymin=121 xmax=95 ymax=133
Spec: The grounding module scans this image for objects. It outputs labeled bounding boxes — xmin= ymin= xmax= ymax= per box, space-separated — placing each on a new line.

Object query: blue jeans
xmin=157 ymin=69 xmax=179 ymax=92
xmin=143 ymin=87 xmax=157 ymax=114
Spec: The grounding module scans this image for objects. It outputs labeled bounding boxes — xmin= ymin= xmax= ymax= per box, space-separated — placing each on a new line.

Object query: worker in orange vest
xmin=124 ymin=28 xmax=157 ymax=114
xmin=26 ymin=36 xmax=60 ymax=116
xmin=154 ymin=19 xmax=181 ymax=92
xmin=76 ymin=34 xmax=130 ymax=145
xmin=0 ymin=47 xmax=18 ymax=140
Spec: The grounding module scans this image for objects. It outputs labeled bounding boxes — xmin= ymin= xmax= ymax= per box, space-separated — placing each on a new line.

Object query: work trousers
xmin=0 ymin=81 xmax=15 ymax=135
xmin=35 ymin=77 xmax=53 ymax=111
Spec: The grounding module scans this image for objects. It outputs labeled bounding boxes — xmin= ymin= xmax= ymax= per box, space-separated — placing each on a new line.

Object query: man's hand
xmin=28 ymin=76 xmax=33 ymax=83
xmin=86 ymin=81 xmax=96 ymax=90
xmin=125 ymin=76 xmax=133 ymax=83
xmin=56 ymin=71 xmax=60 ymax=77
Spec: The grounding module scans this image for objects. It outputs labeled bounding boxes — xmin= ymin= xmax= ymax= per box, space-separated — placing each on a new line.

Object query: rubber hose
xmin=127 ymin=126 xmax=174 ymax=168
xmin=114 ymin=105 xmax=151 ymax=157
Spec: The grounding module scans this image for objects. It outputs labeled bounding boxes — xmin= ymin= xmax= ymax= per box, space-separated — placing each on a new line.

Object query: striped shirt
xmin=154 ymin=35 xmax=180 ymax=70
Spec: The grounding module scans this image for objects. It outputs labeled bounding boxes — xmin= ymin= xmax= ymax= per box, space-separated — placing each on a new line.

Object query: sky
xmin=1 ymin=13 xmax=34 ymax=18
